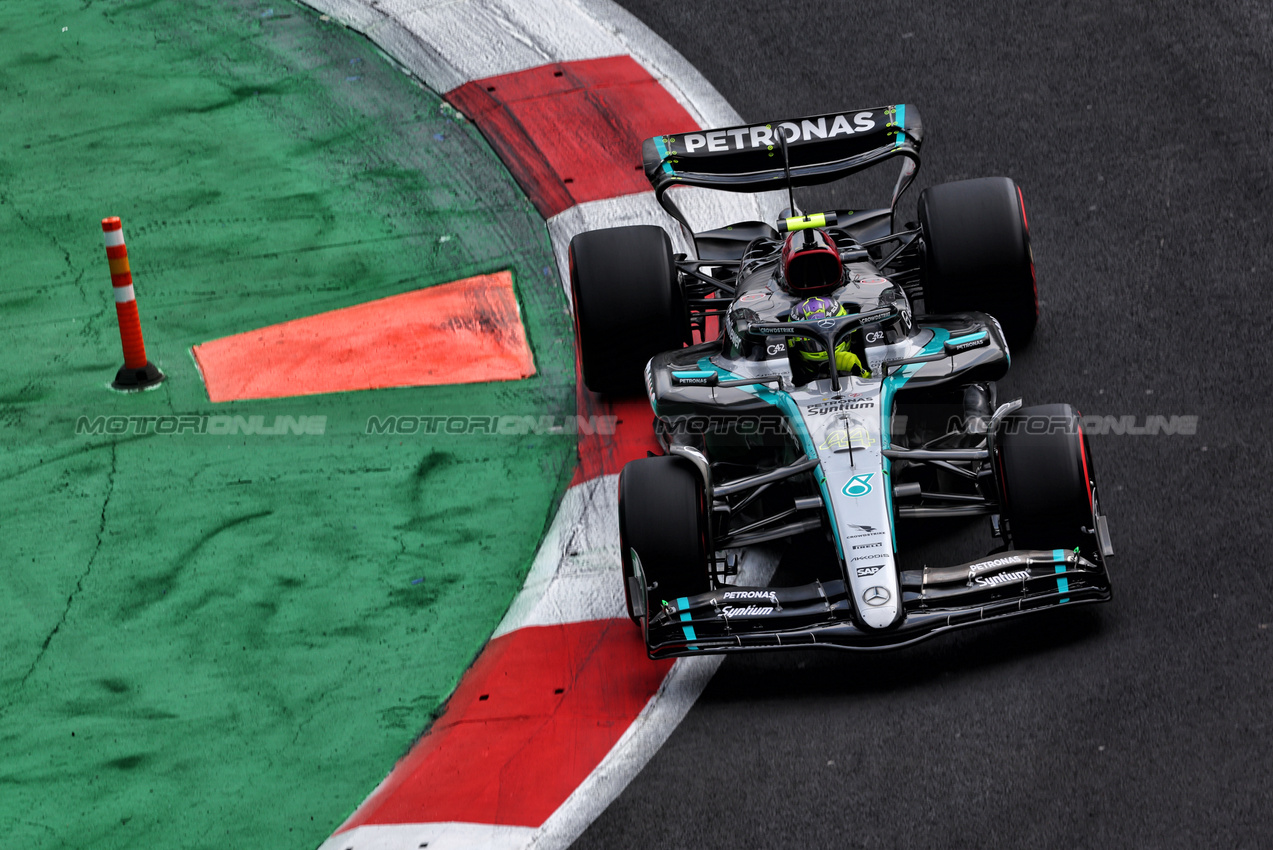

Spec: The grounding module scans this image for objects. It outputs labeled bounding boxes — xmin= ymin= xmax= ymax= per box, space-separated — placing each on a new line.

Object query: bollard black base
xmin=112 ymin=361 xmax=166 ymax=391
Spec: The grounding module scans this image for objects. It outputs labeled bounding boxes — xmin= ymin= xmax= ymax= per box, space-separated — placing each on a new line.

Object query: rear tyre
xmin=618 ymin=456 xmax=711 ymax=624
xmin=998 ymin=403 xmax=1095 ymax=551
xmin=919 ymin=176 xmax=1038 ymax=349
xmin=570 ymin=225 xmax=688 ymax=395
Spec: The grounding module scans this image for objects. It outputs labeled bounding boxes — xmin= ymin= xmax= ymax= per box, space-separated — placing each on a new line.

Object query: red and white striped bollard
xmin=102 ymin=216 xmax=164 ymax=390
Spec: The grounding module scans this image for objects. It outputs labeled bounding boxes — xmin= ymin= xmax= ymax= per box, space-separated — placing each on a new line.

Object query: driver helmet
xmin=788 ymin=296 xmax=849 ymax=363
xmin=781 ymin=228 xmax=843 ymax=294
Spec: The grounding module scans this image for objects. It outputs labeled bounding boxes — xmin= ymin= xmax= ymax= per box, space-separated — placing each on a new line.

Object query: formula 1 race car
xmin=569 ymin=104 xmax=1114 ymax=658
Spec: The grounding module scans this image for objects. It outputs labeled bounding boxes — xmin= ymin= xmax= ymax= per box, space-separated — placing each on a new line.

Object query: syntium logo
xmin=973 ymin=569 xmax=1031 ymax=588
xmin=680 ymin=113 xmax=878 ymax=153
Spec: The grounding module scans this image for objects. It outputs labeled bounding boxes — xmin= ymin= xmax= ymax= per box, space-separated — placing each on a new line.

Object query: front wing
xmin=645 ymin=549 xmax=1111 ymax=658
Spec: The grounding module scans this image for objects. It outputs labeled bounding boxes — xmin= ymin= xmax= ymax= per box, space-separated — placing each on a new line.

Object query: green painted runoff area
xmin=0 ymin=1 xmax=575 ymax=847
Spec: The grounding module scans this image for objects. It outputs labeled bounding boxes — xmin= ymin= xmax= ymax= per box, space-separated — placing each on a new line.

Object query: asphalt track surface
xmin=576 ymin=2 xmax=1273 ymax=848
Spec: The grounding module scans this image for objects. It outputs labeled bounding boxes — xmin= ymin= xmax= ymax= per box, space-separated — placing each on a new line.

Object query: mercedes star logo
xmin=817 ymin=319 xmax=836 ymax=329
xmin=863 ymin=586 xmax=891 ymax=606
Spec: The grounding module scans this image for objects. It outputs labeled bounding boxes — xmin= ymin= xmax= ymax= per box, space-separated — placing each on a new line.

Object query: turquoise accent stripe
xmin=672 ymin=370 xmax=715 ymax=379
xmin=946 ymin=330 xmax=988 ymax=346
xmin=676 ymin=596 xmax=699 ymax=648
xmin=1053 ymin=549 xmax=1070 ymax=602
xmin=653 ymin=136 xmax=675 ymax=174
xmin=894 ymin=104 xmax=906 ymax=147
xmin=693 ymin=357 xmax=843 ymax=558
xmin=880 ymin=329 xmax=951 ymax=549
xmin=693 ymin=360 xmax=815 ymax=453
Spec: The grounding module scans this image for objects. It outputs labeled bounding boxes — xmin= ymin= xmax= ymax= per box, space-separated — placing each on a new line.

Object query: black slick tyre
xmin=997 ymin=403 xmax=1096 ymax=551
xmin=919 ymin=176 xmax=1038 ymax=349
xmin=618 ymin=456 xmax=710 ymax=624
xmin=569 ymin=225 xmax=688 ymax=395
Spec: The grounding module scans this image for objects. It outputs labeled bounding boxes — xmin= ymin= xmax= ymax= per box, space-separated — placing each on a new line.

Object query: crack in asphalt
xmin=8 ymin=442 xmax=118 ymax=708
xmin=3 ymin=188 xmax=103 ymax=340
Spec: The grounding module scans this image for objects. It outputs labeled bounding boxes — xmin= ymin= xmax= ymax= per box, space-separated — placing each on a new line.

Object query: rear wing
xmin=642 ymin=104 xmax=923 ymax=230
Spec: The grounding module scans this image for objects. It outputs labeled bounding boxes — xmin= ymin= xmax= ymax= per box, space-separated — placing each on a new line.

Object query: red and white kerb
xmin=102 ymin=217 xmax=149 ymax=371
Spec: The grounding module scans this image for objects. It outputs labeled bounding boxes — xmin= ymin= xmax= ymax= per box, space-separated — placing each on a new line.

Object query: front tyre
xmin=997 ymin=403 xmax=1096 ymax=552
xmin=618 ymin=456 xmax=711 ymax=624
xmin=919 ymin=176 xmax=1038 ymax=349
xmin=570 ymin=225 xmax=688 ymax=395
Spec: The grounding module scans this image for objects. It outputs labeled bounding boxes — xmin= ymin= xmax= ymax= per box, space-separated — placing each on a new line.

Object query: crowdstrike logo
xmin=680 ymin=113 xmax=878 ymax=153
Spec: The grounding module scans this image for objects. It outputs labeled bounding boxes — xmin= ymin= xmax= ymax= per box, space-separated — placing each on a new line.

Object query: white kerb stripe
xmin=103 ymin=229 xmax=125 ymax=247
xmin=316 ymin=821 xmax=536 ymax=850
xmin=492 ymin=475 xmax=623 ymax=639
xmin=300 ymin=0 xmax=741 ymax=131
xmin=112 ymin=284 xmax=136 ymax=303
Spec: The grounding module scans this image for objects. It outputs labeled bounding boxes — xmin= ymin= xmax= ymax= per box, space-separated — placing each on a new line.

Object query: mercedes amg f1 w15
xmin=568 ymin=104 xmax=1114 ymax=658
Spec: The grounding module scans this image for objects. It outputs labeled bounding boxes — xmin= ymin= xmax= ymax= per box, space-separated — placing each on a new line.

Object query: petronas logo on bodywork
xmin=843 ymin=473 xmax=874 ymax=497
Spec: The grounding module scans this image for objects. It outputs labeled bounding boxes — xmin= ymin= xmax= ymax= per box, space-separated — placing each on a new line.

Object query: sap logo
xmin=682 ymin=113 xmax=878 ymax=153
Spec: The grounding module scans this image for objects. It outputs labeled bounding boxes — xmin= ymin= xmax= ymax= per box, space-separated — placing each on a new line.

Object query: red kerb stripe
xmin=572 ymin=350 xmax=661 ymax=486
xmin=338 ymin=619 xmax=671 ymax=830
xmin=446 ymin=57 xmax=698 ymax=218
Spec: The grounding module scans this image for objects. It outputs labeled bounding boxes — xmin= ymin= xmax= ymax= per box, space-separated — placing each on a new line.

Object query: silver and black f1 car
xmin=568 ymin=104 xmax=1114 ymax=659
